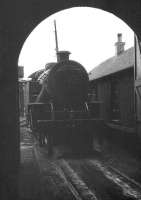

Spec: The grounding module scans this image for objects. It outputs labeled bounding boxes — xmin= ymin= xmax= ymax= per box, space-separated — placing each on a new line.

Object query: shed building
xmin=89 ymin=34 xmax=135 ymax=133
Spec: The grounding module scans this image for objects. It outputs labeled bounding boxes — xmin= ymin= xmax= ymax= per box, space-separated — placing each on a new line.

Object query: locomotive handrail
xmin=37 ymin=118 xmax=104 ymax=123
xmin=28 ymin=102 xmax=47 ymax=105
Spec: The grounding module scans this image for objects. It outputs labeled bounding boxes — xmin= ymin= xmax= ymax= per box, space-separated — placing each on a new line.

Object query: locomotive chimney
xmin=115 ymin=33 xmax=125 ymax=56
xmin=57 ymin=51 xmax=71 ymax=62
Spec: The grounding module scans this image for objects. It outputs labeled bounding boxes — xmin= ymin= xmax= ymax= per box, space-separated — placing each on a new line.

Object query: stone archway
xmin=0 ymin=0 xmax=141 ymax=199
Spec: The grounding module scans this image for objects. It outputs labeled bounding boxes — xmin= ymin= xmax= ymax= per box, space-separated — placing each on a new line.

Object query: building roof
xmin=89 ymin=47 xmax=134 ymax=81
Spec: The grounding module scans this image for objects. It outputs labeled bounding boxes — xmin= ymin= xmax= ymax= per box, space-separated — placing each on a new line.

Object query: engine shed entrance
xmin=0 ymin=0 xmax=141 ymax=199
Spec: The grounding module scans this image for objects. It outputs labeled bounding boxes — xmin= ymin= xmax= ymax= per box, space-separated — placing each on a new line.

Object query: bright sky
xmin=18 ymin=7 xmax=134 ymax=78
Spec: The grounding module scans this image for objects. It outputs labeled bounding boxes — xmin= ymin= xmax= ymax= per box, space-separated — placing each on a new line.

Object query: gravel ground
xmin=19 ymin=127 xmax=41 ymax=200
xmin=19 ymin=121 xmax=141 ymax=200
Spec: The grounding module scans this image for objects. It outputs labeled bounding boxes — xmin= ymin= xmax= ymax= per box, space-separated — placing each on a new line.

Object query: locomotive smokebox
xmin=57 ymin=51 xmax=71 ymax=62
xmin=37 ymin=58 xmax=89 ymax=105
xmin=46 ymin=60 xmax=88 ymax=105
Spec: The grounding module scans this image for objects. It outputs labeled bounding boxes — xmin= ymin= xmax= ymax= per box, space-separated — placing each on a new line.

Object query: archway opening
xmin=18 ymin=5 xmax=136 ymax=152
xmin=18 ymin=6 xmax=134 ymax=138
xmin=18 ymin=7 xmax=134 ymax=78
xmin=18 ymin=6 xmax=141 ymax=199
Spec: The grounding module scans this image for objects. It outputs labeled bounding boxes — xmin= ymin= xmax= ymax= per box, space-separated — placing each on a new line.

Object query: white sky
xmin=18 ymin=7 xmax=134 ymax=78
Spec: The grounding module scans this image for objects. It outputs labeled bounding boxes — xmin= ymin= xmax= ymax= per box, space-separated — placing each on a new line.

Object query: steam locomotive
xmin=28 ymin=51 xmax=103 ymax=154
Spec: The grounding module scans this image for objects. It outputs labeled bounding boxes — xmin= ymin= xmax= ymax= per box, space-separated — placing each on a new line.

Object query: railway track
xmin=83 ymin=159 xmax=141 ymax=199
xmin=65 ymin=158 xmax=141 ymax=200
xmin=35 ymin=145 xmax=97 ymax=200
xmin=21 ymin=123 xmax=141 ymax=200
xmin=34 ymin=144 xmax=141 ymax=200
xmin=58 ymin=159 xmax=97 ymax=200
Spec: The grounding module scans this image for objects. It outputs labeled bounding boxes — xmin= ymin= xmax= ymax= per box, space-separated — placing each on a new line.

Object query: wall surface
xmin=0 ymin=0 xmax=141 ymax=199
xmin=119 ymin=71 xmax=135 ymax=126
xmin=97 ymin=79 xmax=111 ymax=122
xmin=95 ymin=70 xmax=135 ymax=125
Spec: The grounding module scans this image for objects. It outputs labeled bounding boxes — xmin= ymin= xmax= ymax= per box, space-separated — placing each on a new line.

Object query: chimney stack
xmin=57 ymin=51 xmax=71 ymax=62
xmin=115 ymin=33 xmax=125 ymax=56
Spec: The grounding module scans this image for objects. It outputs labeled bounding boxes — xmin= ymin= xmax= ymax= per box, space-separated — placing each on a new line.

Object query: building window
xmin=111 ymin=79 xmax=120 ymax=122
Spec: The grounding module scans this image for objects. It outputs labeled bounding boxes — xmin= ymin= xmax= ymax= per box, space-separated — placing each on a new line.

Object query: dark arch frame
xmin=0 ymin=1 xmax=141 ymax=199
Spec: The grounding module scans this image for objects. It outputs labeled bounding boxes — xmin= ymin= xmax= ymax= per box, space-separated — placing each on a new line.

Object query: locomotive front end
xmin=28 ymin=51 xmax=103 ymax=154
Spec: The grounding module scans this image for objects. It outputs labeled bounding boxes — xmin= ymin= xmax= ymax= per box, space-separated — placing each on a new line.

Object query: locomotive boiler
xmin=36 ymin=52 xmax=89 ymax=106
xmin=28 ymin=51 xmax=103 ymax=154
